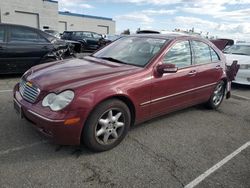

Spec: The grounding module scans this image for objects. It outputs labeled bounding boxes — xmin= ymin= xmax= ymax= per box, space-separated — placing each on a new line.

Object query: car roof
xmin=127 ymin=33 xmax=201 ymax=40
xmin=63 ymin=31 xmax=99 ymax=34
xmin=0 ymin=23 xmax=37 ymax=30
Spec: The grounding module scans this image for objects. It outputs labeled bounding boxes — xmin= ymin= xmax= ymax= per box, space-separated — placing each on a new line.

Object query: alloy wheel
xmin=213 ymin=82 xmax=224 ymax=106
xmin=95 ymin=109 xmax=125 ymax=145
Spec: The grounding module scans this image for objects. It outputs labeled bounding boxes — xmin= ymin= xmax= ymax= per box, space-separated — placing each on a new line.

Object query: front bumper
xmin=13 ymin=84 xmax=84 ymax=145
xmin=233 ymin=69 xmax=250 ymax=85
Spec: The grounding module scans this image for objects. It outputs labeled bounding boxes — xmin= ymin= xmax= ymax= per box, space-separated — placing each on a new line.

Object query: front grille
xmin=19 ymin=80 xmax=40 ymax=103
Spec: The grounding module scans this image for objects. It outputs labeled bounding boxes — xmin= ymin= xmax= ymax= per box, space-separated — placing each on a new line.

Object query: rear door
xmin=0 ymin=25 xmax=8 ymax=73
xmin=190 ymin=40 xmax=223 ymax=100
xmin=6 ymin=25 xmax=52 ymax=73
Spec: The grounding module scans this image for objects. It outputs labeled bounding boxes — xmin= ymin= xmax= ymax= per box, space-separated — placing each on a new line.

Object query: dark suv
xmin=61 ymin=31 xmax=103 ymax=52
xmin=0 ymin=23 xmax=80 ymax=74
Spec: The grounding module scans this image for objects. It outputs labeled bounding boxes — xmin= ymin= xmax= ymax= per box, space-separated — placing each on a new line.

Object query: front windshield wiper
xmin=98 ymin=57 xmax=129 ymax=65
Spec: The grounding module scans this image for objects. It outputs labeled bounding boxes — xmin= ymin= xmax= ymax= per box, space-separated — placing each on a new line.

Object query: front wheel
xmin=206 ymin=81 xmax=225 ymax=109
xmin=82 ymin=99 xmax=131 ymax=152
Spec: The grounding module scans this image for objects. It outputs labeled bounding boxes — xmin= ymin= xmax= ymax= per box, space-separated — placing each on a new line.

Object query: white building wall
xmin=0 ymin=0 xmax=116 ymax=34
xmin=0 ymin=0 xmax=59 ymax=30
xmin=58 ymin=13 xmax=116 ymax=35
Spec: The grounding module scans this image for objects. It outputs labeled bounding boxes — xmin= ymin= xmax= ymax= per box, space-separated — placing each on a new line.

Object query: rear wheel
xmin=206 ymin=81 xmax=225 ymax=109
xmin=82 ymin=99 xmax=131 ymax=152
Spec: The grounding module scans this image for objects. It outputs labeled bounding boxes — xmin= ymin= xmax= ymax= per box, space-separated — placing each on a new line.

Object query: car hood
xmin=24 ymin=57 xmax=141 ymax=91
xmin=224 ymin=54 xmax=250 ymax=65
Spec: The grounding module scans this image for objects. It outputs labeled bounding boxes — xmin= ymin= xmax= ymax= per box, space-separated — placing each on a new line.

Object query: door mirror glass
xmin=157 ymin=63 xmax=178 ymax=74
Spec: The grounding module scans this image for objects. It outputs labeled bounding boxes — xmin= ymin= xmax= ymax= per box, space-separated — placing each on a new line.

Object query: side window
xmin=9 ymin=27 xmax=47 ymax=43
xmin=163 ymin=41 xmax=191 ymax=68
xmin=0 ymin=27 xmax=4 ymax=42
xmin=74 ymin=32 xmax=82 ymax=37
xmin=82 ymin=32 xmax=92 ymax=38
xmin=210 ymin=48 xmax=220 ymax=62
xmin=192 ymin=41 xmax=212 ymax=65
xmin=92 ymin=33 xmax=102 ymax=39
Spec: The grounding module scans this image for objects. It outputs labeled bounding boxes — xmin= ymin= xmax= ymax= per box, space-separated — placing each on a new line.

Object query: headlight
xmin=42 ymin=90 xmax=74 ymax=111
xmin=240 ymin=64 xmax=250 ymax=69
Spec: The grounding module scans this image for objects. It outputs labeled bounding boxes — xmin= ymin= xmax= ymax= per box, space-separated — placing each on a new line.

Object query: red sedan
xmin=13 ymin=34 xmax=230 ymax=151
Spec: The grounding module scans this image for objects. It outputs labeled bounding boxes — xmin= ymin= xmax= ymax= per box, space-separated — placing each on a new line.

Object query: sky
xmin=58 ymin=0 xmax=250 ymax=40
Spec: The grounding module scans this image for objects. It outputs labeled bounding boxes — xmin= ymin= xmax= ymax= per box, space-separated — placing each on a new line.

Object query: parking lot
xmin=0 ymin=69 xmax=249 ymax=188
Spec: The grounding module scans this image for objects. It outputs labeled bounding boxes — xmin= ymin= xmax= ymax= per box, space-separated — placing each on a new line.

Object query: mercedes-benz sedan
xmin=13 ymin=34 xmax=230 ymax=151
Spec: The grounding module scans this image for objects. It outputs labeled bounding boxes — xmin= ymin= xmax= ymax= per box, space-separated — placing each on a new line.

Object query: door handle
xmin=188 ymin=70 xmax=197 ymax=76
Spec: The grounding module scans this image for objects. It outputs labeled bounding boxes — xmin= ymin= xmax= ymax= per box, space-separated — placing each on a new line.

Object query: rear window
xmin=192 ymin=41 xmax=212 ymax=65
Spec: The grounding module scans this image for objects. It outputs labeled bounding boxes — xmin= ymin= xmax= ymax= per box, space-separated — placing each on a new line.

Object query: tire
xmin=206 ymin=81 xmax=225 ymax=109
xmin=82 ymin=99 xmax=131 ymax=152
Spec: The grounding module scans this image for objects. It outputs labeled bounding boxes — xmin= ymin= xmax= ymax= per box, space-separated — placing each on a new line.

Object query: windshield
xmin=92 ymin=36 xmax=167 ymax=67
xmin=224 ymin=45 xmax=250 ymax=56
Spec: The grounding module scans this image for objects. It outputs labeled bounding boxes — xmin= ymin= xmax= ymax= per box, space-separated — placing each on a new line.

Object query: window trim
xmin=209 ymin=46 xmax=221 ymax=63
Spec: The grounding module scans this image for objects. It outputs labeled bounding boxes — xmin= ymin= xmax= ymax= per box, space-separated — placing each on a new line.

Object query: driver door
xmin=150 ymin=40 xmax=198 ymax=118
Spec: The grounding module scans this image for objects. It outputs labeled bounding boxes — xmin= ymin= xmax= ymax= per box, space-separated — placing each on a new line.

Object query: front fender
xmin=75 ymin=86 xmax=135 ymax=120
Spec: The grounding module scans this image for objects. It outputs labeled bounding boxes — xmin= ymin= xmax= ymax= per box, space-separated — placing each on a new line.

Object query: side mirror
xmin=157 ymin=63 xmax=178 ymax=74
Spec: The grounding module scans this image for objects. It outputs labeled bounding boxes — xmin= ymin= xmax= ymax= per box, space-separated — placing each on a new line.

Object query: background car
xmin=14 ymin=34 xmax=230 ymax=152
xmin=210 ymin=38 xmax=234 ymax=51
xmin=61 ymin=31 xmax=103 ymax=52
xmin=0 ymin=23 xmax=80 ymax=74
xmin=98 ymin=34 xmax=121 ymax=47
xmin=136 ymin=30 xmax=160 ymax=34
xmin=224 ymin=43 xmax=250 ymax=85
xmin=44 ymin=29 xmax=61 ymax=38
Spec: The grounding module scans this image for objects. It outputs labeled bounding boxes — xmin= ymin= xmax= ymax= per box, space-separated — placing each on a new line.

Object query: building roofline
xmin=58 ymin=11 xmax=113 ymax=21
xmin=43 ymin=0 xmax=58 ymax=3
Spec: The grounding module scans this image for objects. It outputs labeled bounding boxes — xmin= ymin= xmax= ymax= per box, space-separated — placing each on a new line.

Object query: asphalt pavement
xmin=0 ymin=63 xmax=249 ymax=188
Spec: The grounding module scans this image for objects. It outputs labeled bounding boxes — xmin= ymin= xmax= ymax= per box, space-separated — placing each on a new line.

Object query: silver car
xmin=224 ymin=43 xmax=250 ymax=85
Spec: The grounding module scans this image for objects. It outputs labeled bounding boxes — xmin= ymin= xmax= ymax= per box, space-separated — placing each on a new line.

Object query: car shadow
xmin=232 ymin=83 xmax=250 ymax=90
xmin=0 ymin=74 xmax=22 ymax=79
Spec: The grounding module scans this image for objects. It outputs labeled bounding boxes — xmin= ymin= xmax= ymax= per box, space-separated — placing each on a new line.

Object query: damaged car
xmin=0 ymin=23 xmax=80 ymax=74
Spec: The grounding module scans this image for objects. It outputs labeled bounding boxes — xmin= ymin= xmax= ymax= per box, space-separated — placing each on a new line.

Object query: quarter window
xmin=163 ymin=41 xmax=192 ymax=68
xmin=9 ymin=27 xmax=47 ymax=43
xmin=192 ymin=41 xmax=212 ymax=65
